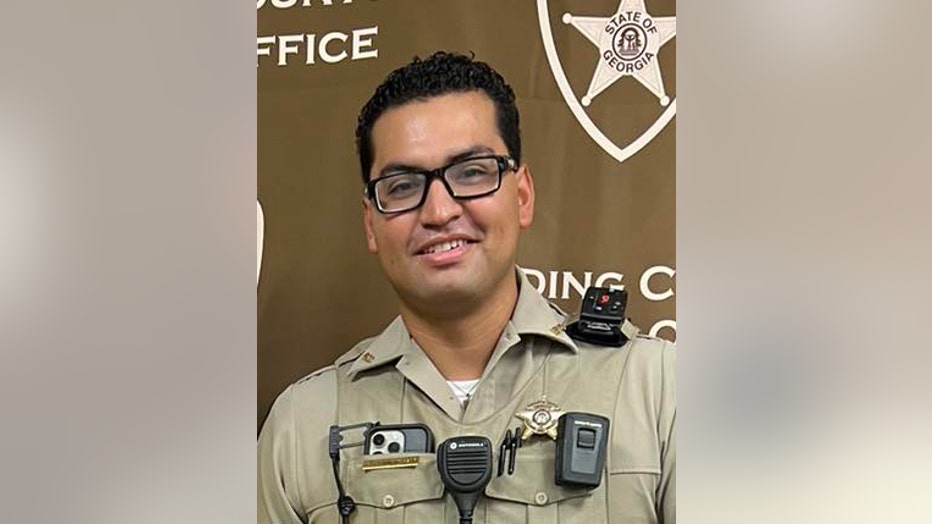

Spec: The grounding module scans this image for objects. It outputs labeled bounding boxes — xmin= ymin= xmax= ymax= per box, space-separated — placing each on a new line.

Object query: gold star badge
xmin=515 ymin=397 xmax=565 ymax=440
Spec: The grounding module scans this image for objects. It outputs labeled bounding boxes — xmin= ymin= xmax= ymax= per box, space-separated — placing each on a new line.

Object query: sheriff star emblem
xmin=515 ymin=397 xmax=565 ymax=440
xmin=537 ymin=0 xmax=677 ymax=164
xmin=564 ymin=0 xmax=676 ymax=107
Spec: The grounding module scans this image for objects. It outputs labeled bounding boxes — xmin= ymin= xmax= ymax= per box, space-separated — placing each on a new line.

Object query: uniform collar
xmin=345 ymin=267 xmax=578 ymax=379
xmin=509 ymin=267 xmax=579 ymax=353
xmin=345 ymin=316 xmax=411 ymax=379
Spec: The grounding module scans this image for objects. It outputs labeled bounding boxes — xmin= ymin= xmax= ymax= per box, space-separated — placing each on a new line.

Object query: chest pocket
xmin=484 ymin=451 xmax=605 ymax=524
xmin=605 ymin=424 xmax=664 ymax=523
xmin=605 ymin=464 xmax=662 ymax=523
xmin=336 ymin=451 xmax=609 ymax=524
xmin=340 ymin=452 xmax=445 ymax=523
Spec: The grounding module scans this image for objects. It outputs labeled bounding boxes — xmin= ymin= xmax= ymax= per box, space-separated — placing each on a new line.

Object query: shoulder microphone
xmin=437 ymin=436 xmax=492 ymax=524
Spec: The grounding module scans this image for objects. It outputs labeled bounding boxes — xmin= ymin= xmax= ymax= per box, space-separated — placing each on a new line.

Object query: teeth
xmin=424 ymin=239 xmax=467 ymax=254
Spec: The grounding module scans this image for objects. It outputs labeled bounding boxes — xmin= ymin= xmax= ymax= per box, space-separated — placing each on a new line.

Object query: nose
xmin=418 ymin=178 xmax=463 ymax=227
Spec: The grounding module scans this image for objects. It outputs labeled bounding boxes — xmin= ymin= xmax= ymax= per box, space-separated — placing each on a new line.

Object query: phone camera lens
xmin=388 ymin=442 xmax=401 ymax=453
xmin=373 ymin=434 xmax=385 ymax=446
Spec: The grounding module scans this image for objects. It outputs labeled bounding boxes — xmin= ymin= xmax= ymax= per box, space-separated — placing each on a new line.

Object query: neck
xmin=399 ymin=276 xmax=519 ymax=381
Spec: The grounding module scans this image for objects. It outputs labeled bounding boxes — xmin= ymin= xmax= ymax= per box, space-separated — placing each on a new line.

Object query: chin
xmin=403 ymin=277 xmax=479 ymax=307
xmin=421 ymin=281 xmax=475 ymax=301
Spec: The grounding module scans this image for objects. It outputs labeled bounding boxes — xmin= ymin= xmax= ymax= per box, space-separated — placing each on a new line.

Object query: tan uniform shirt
xmin=258 ymin=269 xmax=676 ymax=523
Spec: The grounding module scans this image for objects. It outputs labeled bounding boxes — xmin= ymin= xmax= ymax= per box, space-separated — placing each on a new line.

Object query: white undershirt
xmin=447 ymin=379 xmax=480 ymax=405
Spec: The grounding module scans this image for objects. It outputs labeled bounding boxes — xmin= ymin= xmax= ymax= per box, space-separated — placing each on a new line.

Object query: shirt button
xmin=534 ymin=492 xmax=548 ymax=505
xmin=382 ymin=494 xmax=395 ymax=508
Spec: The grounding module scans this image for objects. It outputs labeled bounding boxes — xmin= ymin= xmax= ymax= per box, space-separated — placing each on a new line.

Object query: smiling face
xmin=363 ymin=91 xmax=534 ymax=313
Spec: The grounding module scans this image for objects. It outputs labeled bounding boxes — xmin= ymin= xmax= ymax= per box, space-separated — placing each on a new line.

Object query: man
xmin=258 ymin=51 xmax=675 ymax=523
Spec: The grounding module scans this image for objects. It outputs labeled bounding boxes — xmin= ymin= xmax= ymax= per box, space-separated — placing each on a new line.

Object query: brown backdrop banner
xmin=258 ymin=0 xmax=676 ymax=426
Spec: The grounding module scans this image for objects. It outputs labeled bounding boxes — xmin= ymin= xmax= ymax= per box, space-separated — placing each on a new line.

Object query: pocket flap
xmin=485 ymin=451 xmax=591 ymax=505
xmin=610 ymin=464 xmax=661 ymax=475
xmin=343 ymin=453 xmax=444 ymax=508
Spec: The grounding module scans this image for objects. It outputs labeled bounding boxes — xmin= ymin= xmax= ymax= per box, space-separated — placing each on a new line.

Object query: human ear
xmin=362 ymin=198 xmax=378 ymax=253
xmin=516 ymin=165 xmax=535 ymax=229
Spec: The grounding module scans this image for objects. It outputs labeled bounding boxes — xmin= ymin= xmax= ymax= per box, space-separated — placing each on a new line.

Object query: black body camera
xmin=555 ymin=412 xmax=610 ymax=488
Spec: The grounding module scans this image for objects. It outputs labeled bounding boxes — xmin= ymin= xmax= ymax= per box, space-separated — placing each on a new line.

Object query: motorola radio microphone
xmin=437 ymin=436 xmax=493 ymax=524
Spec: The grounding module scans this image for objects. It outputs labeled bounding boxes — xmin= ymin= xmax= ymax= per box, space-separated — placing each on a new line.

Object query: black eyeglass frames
xmin=364 ymin=155 xmax=517 ymax=214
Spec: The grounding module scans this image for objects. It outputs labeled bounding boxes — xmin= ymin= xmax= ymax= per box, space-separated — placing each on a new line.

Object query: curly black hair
xmin=355 ymin=51 xmax=521 ymax=183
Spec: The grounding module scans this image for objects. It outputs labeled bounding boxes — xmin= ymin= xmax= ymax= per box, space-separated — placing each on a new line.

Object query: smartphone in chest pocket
xmin=363 ymin=423 xmax=434 ymax=454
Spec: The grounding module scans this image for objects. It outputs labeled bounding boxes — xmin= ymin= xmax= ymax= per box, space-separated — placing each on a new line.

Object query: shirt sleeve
xmin=258 ymin=385 xmax=306 ymax=524
xmin=657 ymin=342 xmax=676 ymax=524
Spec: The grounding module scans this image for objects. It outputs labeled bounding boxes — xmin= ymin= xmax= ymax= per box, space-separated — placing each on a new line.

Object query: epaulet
xmin=634 ymin=332 xmax=667 ymax=342
xmin=294 ymin=364 xmax=336 ymax=385
xmin=630 ymin=333 xmax=675 ymax=350
xmin=333 ymin=337 xmax=376 ymax=367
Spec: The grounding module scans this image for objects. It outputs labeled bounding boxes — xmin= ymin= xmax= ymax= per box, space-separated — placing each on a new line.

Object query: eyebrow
xmin=376 ymin=145 xmax=497 ymax=178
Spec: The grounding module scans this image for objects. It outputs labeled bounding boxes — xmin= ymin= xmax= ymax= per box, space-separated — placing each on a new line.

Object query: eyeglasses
xmin=365 ymin=155 xmax=517 ymax=214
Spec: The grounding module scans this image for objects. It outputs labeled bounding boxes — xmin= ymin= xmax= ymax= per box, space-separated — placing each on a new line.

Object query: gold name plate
xmin=361 ymin=456 xmax=420 ymax=472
